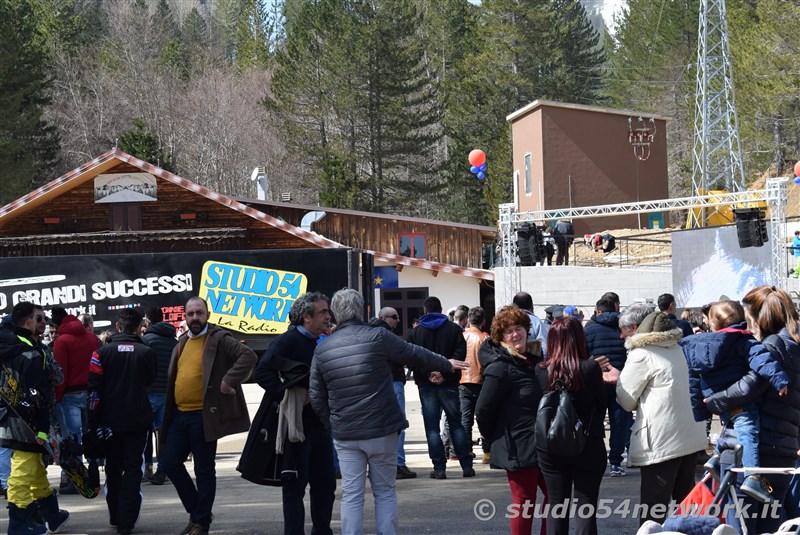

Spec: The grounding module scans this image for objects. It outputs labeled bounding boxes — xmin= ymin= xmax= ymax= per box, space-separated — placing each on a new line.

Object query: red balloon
xmin=794 ymin=160 xmax=800 ymax=178
xmin=468 ymin=149 xmax=486 ymax=167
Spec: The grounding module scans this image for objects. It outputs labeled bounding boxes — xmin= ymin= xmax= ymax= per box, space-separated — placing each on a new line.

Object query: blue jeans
xmin=418 ymin=386 xmax=472 ymax=472
xmin=149 ymin=393 xmax=166 ymax=428
xmin=56 ymin=391 xmax=88 ymax=439
xmin=393 ymin=381 xmax=407 ymax=467
xmin=281 ymin=424 xmax=336 ymax=535
xmin=161 ymin=411 xmax=217 ymax=530
xmin=719 ymin=404 xmax=759 ymax=477
xmin=0 ymin=447 xmax=11 ymax=489
xmin=786 ymin=459 xmax=799 ymax=519
xmin=144 ymin=393 xmax=166 ymax=465
xmin=606 ymin=386 xmax=633 ymax=466
xmin=335 ymin=433 xmax=398 ymax=535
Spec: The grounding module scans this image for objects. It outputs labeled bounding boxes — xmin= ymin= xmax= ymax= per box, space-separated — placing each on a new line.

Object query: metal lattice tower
xmin=690 ymin=0 xmax=745 ymax=227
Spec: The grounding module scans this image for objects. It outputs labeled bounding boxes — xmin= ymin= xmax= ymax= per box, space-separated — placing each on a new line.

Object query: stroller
xmin=648 ymin=445 xmax=800 ymax=535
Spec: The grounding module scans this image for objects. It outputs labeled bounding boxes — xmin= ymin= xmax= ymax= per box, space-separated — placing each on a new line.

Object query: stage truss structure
xmin=497 ymin=178 xmax=789 ymax=308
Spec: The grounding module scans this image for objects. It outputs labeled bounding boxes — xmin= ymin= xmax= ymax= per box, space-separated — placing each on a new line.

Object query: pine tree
xmin=181 ymin=7 xmax=208 ymax=55
xmin=606 ymin=0 xmax=698 ymax=194
xmin=728 ymin=0 xmax=800 ymax=177
xmin=118 ymin=117 xmax=175 ymax=173
xmin=152 ymin=0 xmax=186 ymax=74
xmin=270 ymin=0 xmax=444 ymax=215
xmin=0 ymin=0 xmax=60 ymax=205
xmin=356 ymin=0 xmax=444 ymax=214
xmin=29 ymin=0 xmax=101 ymax=53
xmin=152 ymin=0 xmax=180 ymax=42
xmin=548 ymin=0 xmax=607 ymax=104
xmin=268 ymin=0 xmax=353 ymax=202
xmin=211 ymin=0 xmax=243 ymax=64
xmin=234 ymin=0 xmax=276 ymax=70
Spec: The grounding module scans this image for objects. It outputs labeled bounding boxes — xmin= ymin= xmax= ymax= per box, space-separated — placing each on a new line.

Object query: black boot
xmin=34 ymin=493 xmax=70 ymax=534
xmin=7 ymin=503 xmax=47 ymax=535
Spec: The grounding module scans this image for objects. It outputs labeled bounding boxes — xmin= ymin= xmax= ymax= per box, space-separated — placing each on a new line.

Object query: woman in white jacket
xmin=604 ymin=311 xmax=707 ymax=525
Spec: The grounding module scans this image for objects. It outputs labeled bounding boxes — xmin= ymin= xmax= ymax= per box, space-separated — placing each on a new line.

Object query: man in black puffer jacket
xmin=584 ymin=296 xmax=630 ymax=477
xmin=88 ymin=307 xmax=157 ymax=534
xmin=310 ymin=289 xmax=466 ymax=535
xmin=142 ymin=306 xmax=177 ymax=484
xmin=253 ymin=292 xmax=335 ymax=535
xmin=406 ymin=296 xmax=471 ymax=479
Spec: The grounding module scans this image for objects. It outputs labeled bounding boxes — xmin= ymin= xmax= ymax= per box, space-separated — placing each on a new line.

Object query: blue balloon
xmin=477 ymin=171 xmax=485 ymax=180
xmin=470 ymin=166 xmax=479 ymax=174
xmin=795 ymin=176 xmax=800 ymax=184
xmin=479 ymin=164 xmax=487 ymax=172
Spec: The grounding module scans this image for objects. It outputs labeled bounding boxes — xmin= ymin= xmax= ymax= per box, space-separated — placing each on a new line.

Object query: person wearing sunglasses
xmin=369 ymin=307 xmax=416 ymax=480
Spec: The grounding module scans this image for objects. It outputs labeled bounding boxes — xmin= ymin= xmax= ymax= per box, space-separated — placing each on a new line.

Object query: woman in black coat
xmin=536 ymin=316 xmax=607 ymax=535
xmin=707 ymin=286 xmax=800 ymax=532
xmin=476 ymin=306 xmax=548 ymax=535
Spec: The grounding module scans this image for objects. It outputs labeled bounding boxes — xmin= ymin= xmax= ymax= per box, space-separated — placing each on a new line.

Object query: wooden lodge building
xmin=0 ymin=149 xmax=495 ymax=339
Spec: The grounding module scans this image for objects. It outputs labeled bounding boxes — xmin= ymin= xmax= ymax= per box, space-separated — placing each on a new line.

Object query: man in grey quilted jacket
xmin=310 ymin=289 xmax=468 ymax=535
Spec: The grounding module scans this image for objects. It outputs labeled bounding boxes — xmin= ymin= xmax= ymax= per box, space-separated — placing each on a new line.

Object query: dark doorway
xmin=379 ymin=287 xmax=429 ymax=338
xmin=109 ymin=203 xmax=142 ymax=231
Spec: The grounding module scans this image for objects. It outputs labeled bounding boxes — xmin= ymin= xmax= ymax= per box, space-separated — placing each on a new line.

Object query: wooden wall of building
xmin=240 ymin=202 xmax=490 ymax=269
xmin=312 ymin=212 xmax=485 ymax=268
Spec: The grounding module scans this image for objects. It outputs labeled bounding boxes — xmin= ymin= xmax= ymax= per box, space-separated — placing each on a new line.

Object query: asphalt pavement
xmin=0 ymin=382 xmax=699 ymax=535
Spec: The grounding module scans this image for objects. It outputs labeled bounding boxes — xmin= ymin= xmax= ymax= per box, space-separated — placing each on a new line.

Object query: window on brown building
xmin=524 ymin=153 xmax=532 ymax=196
xmin=399 ymin=233 xmax=425 ymax=259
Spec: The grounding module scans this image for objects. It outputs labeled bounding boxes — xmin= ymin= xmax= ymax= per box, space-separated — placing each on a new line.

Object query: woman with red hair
xmin=476 ymin=306 xmax=547 ymax=535
xmin=536 ymin=316 xmax=607 ymax=535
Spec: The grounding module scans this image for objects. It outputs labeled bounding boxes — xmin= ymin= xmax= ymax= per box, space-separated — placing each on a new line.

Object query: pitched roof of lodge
xmin=0 ymin=149 xmax=495 ymax=281
xmin=237 ymin=197 xmax=497 ymax=235
xmin=0 ymin=148 xmax=343 ymax=249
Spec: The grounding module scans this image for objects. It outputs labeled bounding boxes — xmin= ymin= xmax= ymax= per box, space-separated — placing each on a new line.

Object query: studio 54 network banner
xmin=0 ymin=248 xmax=353 ymax=341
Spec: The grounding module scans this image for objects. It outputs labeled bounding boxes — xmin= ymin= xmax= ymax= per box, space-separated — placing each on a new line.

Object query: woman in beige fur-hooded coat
xmin=613 ymin=311 xmax=707 ymax=524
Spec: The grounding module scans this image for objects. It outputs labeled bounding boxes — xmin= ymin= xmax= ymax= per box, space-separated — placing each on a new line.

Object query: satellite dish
xmin=250 ymin=166 xmax=266 ymax=182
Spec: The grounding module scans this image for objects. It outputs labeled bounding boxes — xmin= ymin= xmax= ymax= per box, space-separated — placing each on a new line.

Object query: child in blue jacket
xmin=680 ymin=300 xmax=790 ymax=503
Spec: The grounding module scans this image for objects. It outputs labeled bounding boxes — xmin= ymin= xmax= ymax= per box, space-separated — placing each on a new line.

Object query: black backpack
xmin=534 ymin=380 xmax=587 ymax=456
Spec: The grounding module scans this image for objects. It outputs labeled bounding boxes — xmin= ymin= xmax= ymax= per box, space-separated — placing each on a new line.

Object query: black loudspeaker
xmin=517 ymin=224 xmax=534 ymax=266
xmin=733 ymin=208 xmax=767 ymax=248
xmin=757 ymin=217 xmax=768 ymax=244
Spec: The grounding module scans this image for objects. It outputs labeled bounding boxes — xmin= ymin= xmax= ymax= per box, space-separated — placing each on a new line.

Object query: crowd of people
xmin=0 ymin=299 xmax=256 ymax=535
xmin=0 ymin=285 xmax=799 ymax=535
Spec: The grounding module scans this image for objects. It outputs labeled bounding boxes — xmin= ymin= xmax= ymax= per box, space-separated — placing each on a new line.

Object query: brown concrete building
xmin=507 ymin=100 xmax=670 ymax=235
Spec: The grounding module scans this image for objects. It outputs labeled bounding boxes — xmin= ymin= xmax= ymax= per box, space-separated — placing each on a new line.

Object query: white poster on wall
xmin=673 ymin=225 xmax=771 ymax=307
xmin=94 ymin=173 xmax=157 ymax=203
